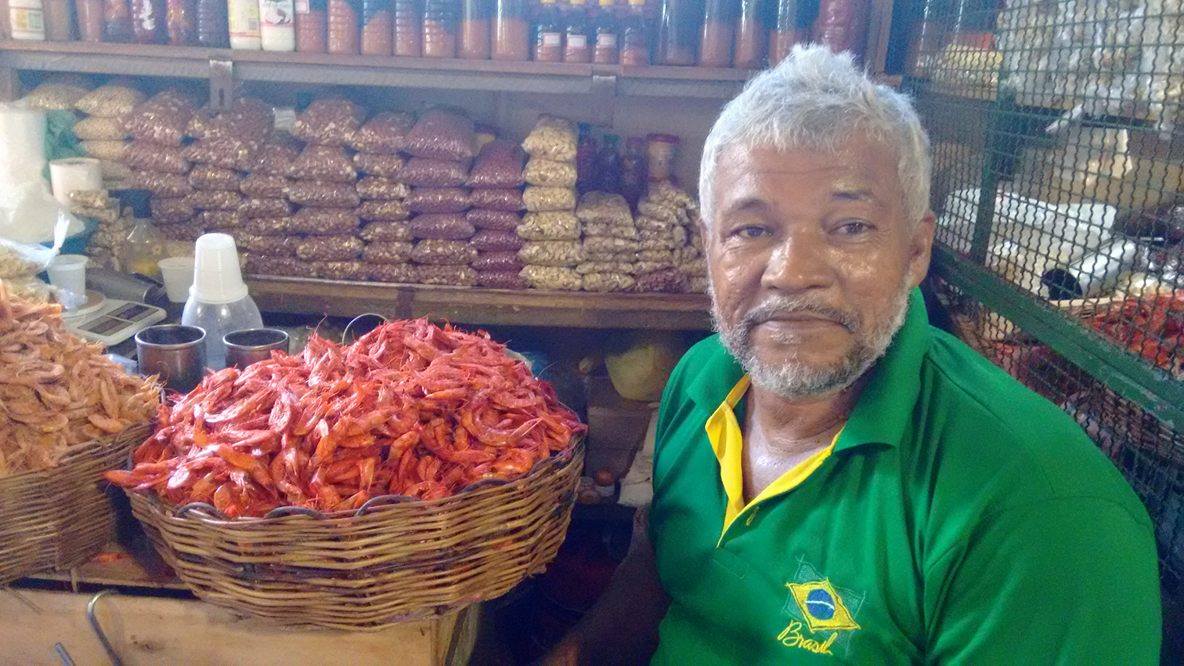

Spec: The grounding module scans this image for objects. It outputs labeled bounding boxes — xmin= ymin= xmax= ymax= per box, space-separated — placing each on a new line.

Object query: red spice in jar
xmin=132 ymin=0 xmax=165 ymax=42
xmin=491 ymin=0 xmax=527 ymax=60
xmin=295 ymin=0 xmax=327 ymax=50
xmin=732 ymin=0 xmax=766 ymax=68
xmin=104 ymin=0 xmax=134 ymax=41
xmin=618 ymin=0 xmax=648 ymax=66
xmin=592 ymin=0 xmax=618 ymax=64
xmin=422 ymin=0 xmax=456 ymax=57
xmin=166 ymin=0 xmax=197 ymax=44
xmin=458 ymin=0 xmax=489 ymax=59
xmin=76 ymin=0 xmax=106 ymax=40
xmin=812 ymin=0 xmax=868 ymax=60
xmin=563 ymin=0 xmax=591 ymax=63
xmin=533 ymin=0 xmax=561 ymax=62
xmin=361 ymin=0 xmax=392 ymax=54
xmin=698 ymin=0 xmax=735 ymax=68
xmin=327 ymin=0 xmax=360 ymax=53
xmin=393 ymin=0 xmax=421 ymax=55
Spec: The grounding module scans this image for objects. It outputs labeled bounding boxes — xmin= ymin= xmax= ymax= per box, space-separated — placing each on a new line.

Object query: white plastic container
xmin=181 ymin=234 xmax=263 ymax=369
xmin=158 ymin=256 xmax=196 ymax=303
xmin=46 ymin=254 xmax=87 ymax=307
xmin=8 ymin=0 xmax=46 ymax=41
xmin=228 ymin=0 xmax=263 ymax=50
xmin=259 ymin=0 xmax=296 ymax=51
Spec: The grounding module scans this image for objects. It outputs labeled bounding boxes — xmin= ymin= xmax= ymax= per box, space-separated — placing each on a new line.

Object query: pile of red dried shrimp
xmin=107 ymin=319 xmax=585 ymax=517
xmin=0 ymin=280 xmax=160 ymax=477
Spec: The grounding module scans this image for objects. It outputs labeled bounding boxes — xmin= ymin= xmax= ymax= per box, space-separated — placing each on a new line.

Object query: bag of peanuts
xmin=292 ymin=98 xmax=366 ymax=146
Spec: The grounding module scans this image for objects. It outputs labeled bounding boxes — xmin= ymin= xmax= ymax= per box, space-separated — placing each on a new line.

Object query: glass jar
xmin=769 ymin=0 xmax=803 ymax=64
xmin=811 ymin=0 xmax=868 ymax=60
xmin=132 ymin=0 xmax=165 ymax=42
xmin=166 ymin=0 xmax=196 ymax=44
xmin=458 ymin=0 xmax=489 ymax=59
xmin=76 ymin=0 xmax=105 ymax=40
xmin=698 ymin=0 xmax=734 ymax=67
xmin=43 ymin=0 xmax=74 ymax=40
xmin=327 ymin=0 xmax=359 ymax=53
xmin=9 ymin=0 xmax=47 ymax=40
xmin=104 ymin=0 xmax=133 ymax=41
xmin=422 ymin=0 xmax=456 ymax=57
xmin=657 ymin=0 xmax=699 ymax=66
xmin=532 ymin=0 xmax=561 ymax=62
xmin=563 ymin=0 xmax=590 ymax=62
xmin=491 ymin=0 xmax=527 ymax=60
xmin=592 ymin=0 xmax=617 ymax=64
xmin=620 ymin=136 xmax=646 ymax=209
xmin=732 ymin=0 xmax=765 ymax=68
xmin=295 ymin=0 xmax=327 ymax=51
xmin=646 ymin=133 xmax=677 ymax=182
xmin=618 ymin=0 xmax=646 ymax=65
xmin=361 ymin=0 xmax=392 ymax=54
xmin=393 ymin=0 xmax=421 ymax=55
xmin=195 ymin=0 xmax=228 ymax=46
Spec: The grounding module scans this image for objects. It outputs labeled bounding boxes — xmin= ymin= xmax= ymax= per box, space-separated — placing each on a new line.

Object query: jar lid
xmin=646 ymin=133 xmax=680 ymax=144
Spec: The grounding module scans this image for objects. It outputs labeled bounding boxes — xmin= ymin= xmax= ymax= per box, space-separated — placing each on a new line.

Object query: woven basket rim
xmin=132 ymin=437 xmax=585 ymax=525
xmin=0 ymin=424 xmax=151 ymax=486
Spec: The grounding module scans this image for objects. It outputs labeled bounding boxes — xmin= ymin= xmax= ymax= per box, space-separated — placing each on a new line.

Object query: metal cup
xmin=136 ymin=325 xmax=207 ymax=393
xmin=223 ymin=328 xmax=290 ymax=369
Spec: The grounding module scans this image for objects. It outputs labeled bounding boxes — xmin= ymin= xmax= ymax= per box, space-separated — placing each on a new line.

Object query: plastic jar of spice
xmin=43 ymin=0 xmax=74 ymax=40
xmin=732 ymin=0 xmax=765 ymax=68
xmin=393 ymin=0 xmax=421 ymax=55
xmin=657 ymin=0 xmax=698 ymax=66
xmin=228 ymin=0 xmax=263 ymax=48
xmin=132 ymin=0 xmax=165 ymax=42
xmin=533 ymin=0 xmax=561 ymax=62
xmin=698 ymin=0 xmax=735 ymax=67
xmin=260 ymin=0 xmax=297 ymax=50
xmin=646 ymin=133 xmax=678 ymax=182
xmin=592 ymin=0 xmax=618 ymax=64
xmin=295 ymin=0 xmax=326 ymax=50
xmin=458 ymin=0 xmax=490 ymax=59
xmin=563 ymin=0 xmax=590 ymax=63
xmin=195 ymin=0 xmax=228 ymax=46
xmin=491 ymin=0 xmax=527 ymax=60
xmin=619 ymin=0 xmax=648 ymax=65
xmin=9 ymin=0 xmax=46 ymax=40
xmin=812 ymin=0 xmax=868 ymax=61
xmin=327 ymin=0 xmax=359 ymax=53
xmin=422 ymin=0 xmax=457 ymax=57
xmin=166 ymin=0 xmax=197 ymax=44
xmin=104 ymin=0 xmax=134 ymax=41
xmin=361 ymin=0 xmax=392 ymax=54
xmin=76 ymin=0 xmax=105 ymax=40
xmin=769 ymin=0 xmax=804 ymax=64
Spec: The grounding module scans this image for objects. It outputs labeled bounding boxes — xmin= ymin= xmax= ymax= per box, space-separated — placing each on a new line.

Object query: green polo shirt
xmin=650 ymin=289 xmax=1161 ymax=663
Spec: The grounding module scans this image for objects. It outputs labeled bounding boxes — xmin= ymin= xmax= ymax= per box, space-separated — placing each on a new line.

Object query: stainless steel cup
xmin=136 ymin=325 xmax=207 ymax=393
xmin=223 ymin=328 xmax=290 ymax=368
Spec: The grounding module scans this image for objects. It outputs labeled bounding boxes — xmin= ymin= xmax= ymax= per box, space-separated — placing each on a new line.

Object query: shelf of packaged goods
xmin=245 ymin=277 xmax=712 ymax=331
xmin=0 ymin=41 xmax=759 ymax=99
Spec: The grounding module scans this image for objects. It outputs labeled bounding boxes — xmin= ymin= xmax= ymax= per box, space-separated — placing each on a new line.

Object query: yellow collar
xmin=705 ymin=376 xmax=838 ymax=541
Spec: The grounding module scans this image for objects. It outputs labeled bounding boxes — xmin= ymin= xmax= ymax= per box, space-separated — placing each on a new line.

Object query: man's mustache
xmin=738 ymin=296 xmax=859 ymax=333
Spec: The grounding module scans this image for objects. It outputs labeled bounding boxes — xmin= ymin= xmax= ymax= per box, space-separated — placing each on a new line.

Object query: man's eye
xmin=733 ymin=225 xmax=771 ymax=239
xmin=836 ymin=220 xmax=873 ymax=236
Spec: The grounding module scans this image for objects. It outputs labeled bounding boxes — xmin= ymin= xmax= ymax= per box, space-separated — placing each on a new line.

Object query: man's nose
xmin=761 ymin=233 xmax=834 ymax=293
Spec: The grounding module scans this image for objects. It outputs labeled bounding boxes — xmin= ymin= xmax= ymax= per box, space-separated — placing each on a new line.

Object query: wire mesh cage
xmin=904 ymin=0 xmax=1184 ymax=596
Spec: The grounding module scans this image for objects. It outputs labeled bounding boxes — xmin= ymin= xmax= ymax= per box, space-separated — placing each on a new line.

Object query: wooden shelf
xmin=0 ymin=41 xmax=750 ymax=99
xmin=246 ymin=277 xmax=712 ymax=330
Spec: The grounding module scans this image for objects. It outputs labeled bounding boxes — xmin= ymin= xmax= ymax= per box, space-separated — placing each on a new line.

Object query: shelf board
xmin=0 ymin=41 xmax=753 ymax=98
xmin=246 ymin=277 xmax=712 ymax=330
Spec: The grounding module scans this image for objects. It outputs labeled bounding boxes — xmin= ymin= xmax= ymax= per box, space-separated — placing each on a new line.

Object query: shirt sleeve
xmin=923 ymin=496 xmax=1161 ymax=664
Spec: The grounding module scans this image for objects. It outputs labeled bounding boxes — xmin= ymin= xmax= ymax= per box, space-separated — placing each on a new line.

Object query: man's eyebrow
xmin=832 ymin=188 xmax=876 ymax=202
xmin=723 ymin=196 xmax=769 ymax=213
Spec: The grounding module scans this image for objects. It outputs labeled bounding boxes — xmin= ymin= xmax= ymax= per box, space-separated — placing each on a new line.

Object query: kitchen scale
xmin=62 ymin=290 xmax=167 ymax=346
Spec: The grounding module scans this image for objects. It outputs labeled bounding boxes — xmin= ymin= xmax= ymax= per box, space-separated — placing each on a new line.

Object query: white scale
xmin=62 ymin=290 xmax=167 ymax=346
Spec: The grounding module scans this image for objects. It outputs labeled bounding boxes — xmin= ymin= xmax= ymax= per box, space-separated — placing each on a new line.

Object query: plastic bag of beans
xmin=287 ymin=181 xmax=361 ymax=208
xmin=82 ymin=140 xmax=128 ymax=162
xmin=410 ymin=214 xmax=475 ymax=241
xmin=469 ymin=188 xmax=524 ymax=212
xmin=471 ymin=251 xmax=522 ymax=273
xmin=401 ymin=157 xmax=470 ymax=187
xmin=467 ymin=209 xmax=520 ymax=230
xmin=518 ymin=211 xmax=580 ymax=241
xmin=359 ymin=221 xmax=412 ymax=242
xmin=357 ymin=200 xmax=411 ymax=222
xmin=291 ymin=207 xmax=361 ymax=235
xmin=74 ymin=116 xmax=128 ymax=141
xmin=199 ymin=210 xmax=245 ymax=229
xmin=124 ymin=90 xmax=197 ymax=146
xmin=249 ymin=136 xmax=302 ymax=175
xmin=524 ymin=158 xmax=577 ymax=188
xmin=368 ymin=262 xmax=417 ymax=283
xmin=362 ymin=241 xmax=415 ymax=264
xmin=518 ymin=240 xmax=582 ymax=267
xmin=522 ymin=115 xmax=577 ymax=161
xmin=357 ymin=177 xmax=411 ymax=201
xmin=407 ymin=187 xmax=469 ymax=214
xmin=239 ymin=197 xmax=293 ymax=218
xmin=189 ymin=165 xmax=243 ymax=191
xmin=353 ymin=153 xmax=405 ymax=178
xmin=404 ymin=109 xmax=477 ymax=162
xmin=295 ymin=235 xmax=364 ymax=261
xmin=183 ymin=190 xmax=242 ymax=211
xmin=236 ymin=232 xmax=299 ymax=256
xmin=292 ymin=98 xmax=365 ymax=146
xmin=467 ymin=139 xmax=525 ymax=188
xmin=243 ymin=253 xmax=304 ymax=276
xmin=183 ymin=136 xmax=263 ymax=172
xmin=122 ymin=141 xmax=189 ymax=174
xmin=288 ymin=145 xmax=358 ymax=183
xmin=240 ymin=173 xmax=290 ymax=199
xmin=416 ymin=264 xmax=476 ymax=286
xmin=411 ymin=240 xmax=477 ymax=265
xmin=582 ymin=272 xmax=636 ymax=292
xmin=520 ymin=265 xmax=581 ymax=290
xmin=311 ymin=260 xmax=370 ymax=280
xmin=150 ymin=197 xmax=196 ymax=224
xmin=475 ymin=270 xmax=528 ymax=289
xmin=523 ymin=186 xmax=576 ymax=212
xmin=348 ymin=111 xmax=415 ymax=154
xmin=471 ymin=229 xmax=524 ymax=252
xmin=241 ymin=217 xmax=296 ymax=235
xmin=74 ymin=83 xmax=145 ymax=117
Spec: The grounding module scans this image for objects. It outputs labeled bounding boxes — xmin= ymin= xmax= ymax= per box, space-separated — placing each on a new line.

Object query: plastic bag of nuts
xmin=291 ymin=207 xmax=361 ymax=235
xmin=183 ymin=135 xmax=264 ymax=171
xmin=242 ymin=253 xmax=304 ymax=276
xmin=241 ymin=217 xmax=295 ymax=235
xmin=411 ymin=240 xmax=477 ymax=265
xmin=523 ymin=187 xmax=576 ymax=212
xmin=189 ymin=165 xmax=243 ymax=191
xmin=348 ymin=111 xmax=415 ymax=154
xmin=416 ymin=264 xmax=477 ymax=286
xmin=288 ymin=145 xmax=358 ymax=182
xmin=410 ymin=214 xmax=476 ymax=240
xmin=471 ymin=229 xmax=525 ymax=252
xmin=292 ymin=98 xmax=366 ymax=146
xmin=582 ymin=272 xmax=636 ymax=292
xmin=475 ymin=270 xmax=528 ymax=289
xmin=469 ymin=188 xmax=524 ymax=212
xmin=362 ymin=241 xmax=414 ymax=264
xmin=472 ymin=251 xmax=522 ymax=272
xmin=75 ymin=83 xmax=146 ymax=117
xmin=236 ymin=232 xmax=299 ymax=255
xmin=191 ymin=98 xmax=273 ymax=141
xmin=467 ymin=139 xmax=526 ymax=188
xmin=69 ymin=190 xmax=111 ymax=209
xmin=401 ymin=157 xmax=471 ymax=187
xmin=518 ymin=211 xmax=580 ymax=241
xmin=240 ymin=173 xmax=290 ymax=199
xmin=524 ymin=158 xmax=577 ymax=188
xmin=74 ymin=116 xmax=128 ymax=141
xmin=518 ymin=240 xmax=582 ymax=267
xmin=357 ymin=177 xmax=411 ymax=201
xmin=404 ymin=109 xmax=477 ymax=162
xmin=583 ymin=236 xmax=639 ymax=254
xmin=200 ymin=210 xmax=245 ymax=229
xmin=249 ymin=137 xmax=302 ymax=175
xmin=83 ymin=140 xmax=128 ymax=162
xmin=150 ymin=196 xmax=196 ymax=224
xmin=287 ymin=181 xmax=361 ymax=208
xmin=295 ymin=235 xmax=364 ymax=261
xmin=357 ymin=200 xmax=411 ymax=222
xmin=353 ymin=153 xmax=405 ymax=178
xmin=369 ymin=262 xmax=417 ymax=283
xmin=359 ymin=221 xmax=412 ymax=242
xmin=407 ymin=187 xmax=469 ymax=214
xmin=157 ymin=223 xmax=206 ymax=242
xmin=520 ymin=265 xmax=581 ymax=290
xmin=635 ymin=268 xmax=687 ymax=293
xmin=311 ymin=260 xmax=370 ymax=280
xmin=583 ymin=222 xmax=639 ymax=239
xmin=132 ymin=171 xmax=193 ymax=198
xmin=522 ymin=115 xmax=577 ymax=161
xmin=124 ymin=90 xmax=197 ymax=146
xmin=576 ymin=260 xmax=636 ymax=275
xmin=184 ymin=190 xmax=242 ymax=211
xmin=577 ymin=192 xmax=633 ymax=225
xmin=467 ymin=209 xmax=521 ymax=231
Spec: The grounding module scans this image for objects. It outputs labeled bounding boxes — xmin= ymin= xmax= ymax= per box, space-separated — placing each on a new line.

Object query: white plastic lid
xmin=190 ymin=233 xmax=249 ymax=305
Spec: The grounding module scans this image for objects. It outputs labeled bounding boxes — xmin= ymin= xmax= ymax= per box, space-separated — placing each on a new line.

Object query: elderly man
xmin=550 ymin=46 xmax=1161 ymax=663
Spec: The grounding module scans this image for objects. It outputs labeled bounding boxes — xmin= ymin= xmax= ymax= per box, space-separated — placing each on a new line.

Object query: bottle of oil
xmin=116 ymin=189 xmax=168 ymax=279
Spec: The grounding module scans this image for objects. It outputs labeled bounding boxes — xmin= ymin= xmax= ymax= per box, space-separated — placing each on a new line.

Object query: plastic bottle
xmin=532 ymin=0 xmax=561 ymax=62
xmin=118 ymin=190 xmax=168 ymax=280
xmin=699 ymin=0 xmax=735 ymax=68
xmin=563 ymin=0 xmax=590 ymax=62
xmin=491 ymin=0 xmax=527 ymax=60
xmin=769 ymin=0 xmax=804 ymax=64
xmin=104 ymin=0 xmax=134 ymax=41
xmin=166 ymin=0 xmax=197 ymax=44
xmin=228 ymin=0 xmax=262 ymax=48
xmin=8 ymin=0 xmax=46 ymax=40
xmin=618 ymin=0 xmax=648 ymax=65
xmin=360 ymin=0 xmax=392 ymax=54
xmin=422 ymin=0 xmax=456 ymax=57
xmin=732 ymin=0 xmax=766 ymax=69
xmin=195 ymin=0 xmax=228 ymax=45
xmin=182 ymin=233 xmax=264 ymax=370
xmin=592 ymin=0 xmax=617 ymax=64
xmin=458 ymin=0 xmax=489 ymax=58
xmin=393 ymin=0 xmax=421 ymax=55
xmin=260 ymin=0 xmax=297 ymax=50
xmin=295 ymin=0 xmax=327 ymax=51
xmin=657 ymin=0 xmax=699 ymax=65
xmin=132 ymin=0 xmax=165 ymax=42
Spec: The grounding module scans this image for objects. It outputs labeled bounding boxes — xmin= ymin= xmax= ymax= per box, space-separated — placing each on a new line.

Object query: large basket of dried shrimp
xmin=0 ymin=282 xmax=159 ymax=584
xmin=112 ymin=319 xmax=586 ymax=630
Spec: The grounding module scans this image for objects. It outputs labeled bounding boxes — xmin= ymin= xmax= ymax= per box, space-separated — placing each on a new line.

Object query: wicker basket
xmin=0 ymin=425 xmax=149 ymax=585
xmin=129 ymin=440 xmax=584 ymax=630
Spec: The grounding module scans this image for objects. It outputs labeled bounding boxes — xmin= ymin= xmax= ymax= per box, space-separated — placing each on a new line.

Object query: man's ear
xmin=907 ymin=211 xmax=937 ymax=288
